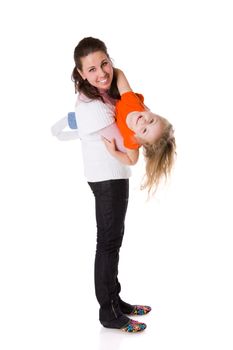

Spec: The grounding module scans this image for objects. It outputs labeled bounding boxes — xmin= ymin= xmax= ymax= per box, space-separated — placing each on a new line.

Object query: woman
xmin=52 ymin=37 xmax=151 ymax=332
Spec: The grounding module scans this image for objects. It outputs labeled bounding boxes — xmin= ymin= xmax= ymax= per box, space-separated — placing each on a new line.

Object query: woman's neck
xmin=99 ymin=89 xmax=116 ymax=106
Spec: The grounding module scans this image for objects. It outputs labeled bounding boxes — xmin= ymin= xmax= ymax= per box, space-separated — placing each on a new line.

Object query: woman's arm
xmin=102 ymin=137 xmax=139 ymax=165
xmin=99 ymin=123 xmax=126 ymax=153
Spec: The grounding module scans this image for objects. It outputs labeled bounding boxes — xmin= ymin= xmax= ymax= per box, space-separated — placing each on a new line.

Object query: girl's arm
xmin=104 ymin=69 xmax=139 ymax=164
xmin=115 ymin=69 xmax=132 ymax=96
xmin=51 ymin=113 xmax=79 ymax=141
xmin=102 ymin=137 xmax=139 ymax=165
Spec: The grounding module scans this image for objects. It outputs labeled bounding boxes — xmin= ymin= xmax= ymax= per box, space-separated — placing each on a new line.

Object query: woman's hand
xmin=102 ymin=136 xmax=117 ymax=155
xmin=102 ymin=136 xmax=139 ymax=165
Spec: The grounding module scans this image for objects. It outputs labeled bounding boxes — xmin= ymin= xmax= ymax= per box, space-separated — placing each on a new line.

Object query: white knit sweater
xmin=75 ymin=94 xmax=131 ymax=182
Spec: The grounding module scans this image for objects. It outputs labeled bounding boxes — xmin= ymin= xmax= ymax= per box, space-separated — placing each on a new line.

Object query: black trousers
xmin=88 ymin=179 xmax=133 ymax=327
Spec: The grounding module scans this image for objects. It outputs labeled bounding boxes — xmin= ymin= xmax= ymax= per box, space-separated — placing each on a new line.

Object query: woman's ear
xmin=77 ymin=68 xmax=85 ymax=80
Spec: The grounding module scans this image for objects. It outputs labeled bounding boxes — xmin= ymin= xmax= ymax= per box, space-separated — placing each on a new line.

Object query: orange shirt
xmin=115 ymin=91 xmax=145 ymax=149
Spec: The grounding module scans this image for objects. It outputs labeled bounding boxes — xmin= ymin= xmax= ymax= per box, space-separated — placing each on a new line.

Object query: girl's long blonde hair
xmin=141 ymin=118 xmax=176 ymax=195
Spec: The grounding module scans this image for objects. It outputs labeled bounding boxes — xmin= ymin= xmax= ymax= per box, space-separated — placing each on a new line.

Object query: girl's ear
xmin=77 ymin=68 xmax=85 ymax=80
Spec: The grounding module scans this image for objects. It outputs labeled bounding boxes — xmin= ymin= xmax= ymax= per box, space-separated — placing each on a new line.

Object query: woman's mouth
xmin=98 ymin=77 xmax=108 ymax=84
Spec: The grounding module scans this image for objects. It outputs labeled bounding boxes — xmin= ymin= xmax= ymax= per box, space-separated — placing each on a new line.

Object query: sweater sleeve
xmin=75 ymin=97 xmax=115 ymax=137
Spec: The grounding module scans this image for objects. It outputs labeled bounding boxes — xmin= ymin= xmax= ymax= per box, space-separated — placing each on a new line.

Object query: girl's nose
xmin=141 ymin=116 xmax=147 ymax=125
xmin=145 ymin=116 xmax=152 ymax=124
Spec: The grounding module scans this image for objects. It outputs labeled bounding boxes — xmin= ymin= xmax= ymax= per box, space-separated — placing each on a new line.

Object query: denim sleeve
xmin=68 ymin=112 xmax=78 ymax=129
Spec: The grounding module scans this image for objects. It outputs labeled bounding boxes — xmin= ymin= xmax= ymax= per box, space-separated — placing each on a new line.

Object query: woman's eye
xmin=149 ymin=119 xmax=154 ymax=124
xmin=89 ymin=68 xmax=95 ymax=72
xmin=102 ymin=61 xmax=108 ymax=67
xmin=143 ymin=128 xmax=147 ymax=134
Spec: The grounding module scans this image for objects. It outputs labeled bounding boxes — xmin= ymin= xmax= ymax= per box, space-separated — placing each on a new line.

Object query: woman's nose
xmin=98 ymin=67 xmax=106 ymax=76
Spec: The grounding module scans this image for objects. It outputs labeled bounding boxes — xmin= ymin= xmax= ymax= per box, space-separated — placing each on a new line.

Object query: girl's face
xmin=126 ymin=111 xmax=164 ymax=144
xmin=78 ymin=51 xmax=113 ymax=91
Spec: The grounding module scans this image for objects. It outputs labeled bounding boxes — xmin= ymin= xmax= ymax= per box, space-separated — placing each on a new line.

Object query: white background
xmin=0 ymin=0 xmax=233 ymax=349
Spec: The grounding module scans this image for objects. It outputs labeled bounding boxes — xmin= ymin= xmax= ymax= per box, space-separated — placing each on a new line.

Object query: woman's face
xmin=78 ymin=51 xmax=113 ymax=91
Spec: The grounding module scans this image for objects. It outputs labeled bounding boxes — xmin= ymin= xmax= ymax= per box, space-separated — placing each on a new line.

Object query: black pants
xmin=88 ymin=179 xmax=133 ymax=328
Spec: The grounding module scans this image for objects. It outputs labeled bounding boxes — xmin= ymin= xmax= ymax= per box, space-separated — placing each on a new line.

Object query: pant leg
xmin=88 ymin=179 xmax=129 ymax=326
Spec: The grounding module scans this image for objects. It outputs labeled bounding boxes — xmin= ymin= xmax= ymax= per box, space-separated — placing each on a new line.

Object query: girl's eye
xmin=89 ymin=68 xmax=95 ymax=72
xmin=102 ymin=61 xmax=108 ymax=67
xmin=149 ymin=119 xmax=154 ymax=124
xmin=143 ymin=128 xmax=147 ymax=134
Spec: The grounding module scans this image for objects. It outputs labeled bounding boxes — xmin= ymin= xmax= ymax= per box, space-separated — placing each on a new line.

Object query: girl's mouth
xmin=136 ymin=115 xmax=143 ymax=124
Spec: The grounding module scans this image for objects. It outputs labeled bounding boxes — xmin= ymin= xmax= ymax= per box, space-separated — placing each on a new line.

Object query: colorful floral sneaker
xmin=129 ymin=305 xmax=152 ymax=316
xmin=121 ymin=319 xmax=147 ymax=333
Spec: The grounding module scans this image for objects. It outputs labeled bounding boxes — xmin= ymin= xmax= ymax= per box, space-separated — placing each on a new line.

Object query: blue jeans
xmin=88 ymin=179 xmax=132 ymax=328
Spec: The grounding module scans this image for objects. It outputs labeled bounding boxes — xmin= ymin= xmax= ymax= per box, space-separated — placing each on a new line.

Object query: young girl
xmin=102 ymin=69 xmax=176 ymax=194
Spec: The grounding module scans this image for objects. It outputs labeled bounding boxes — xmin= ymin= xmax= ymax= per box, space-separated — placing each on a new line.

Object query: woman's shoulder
xmin=75 ymin=94 xmax=114 ymax=113
xmin=74 ymin=93 xmax=115 ymax=135
xmin=75 ymin=94 xmax=103 ymax=111
xmin=76 ymin=93 xmax=92 ymax=105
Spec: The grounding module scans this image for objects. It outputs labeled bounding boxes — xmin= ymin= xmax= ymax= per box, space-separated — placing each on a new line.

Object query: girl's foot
xmin=129 ymin=305 xmax=152 ymax=316
xmin=121 ymin=319 xmax=146 ymax=333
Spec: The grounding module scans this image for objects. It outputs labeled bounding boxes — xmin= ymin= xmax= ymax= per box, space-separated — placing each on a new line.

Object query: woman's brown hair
xmin=72 ymin=37 xmax=120 ymax=101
